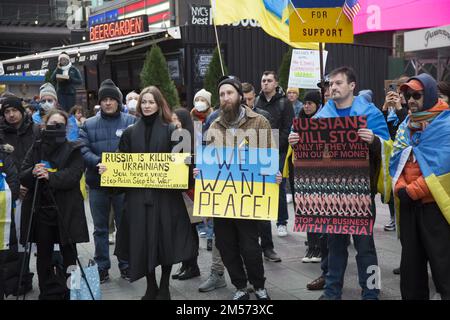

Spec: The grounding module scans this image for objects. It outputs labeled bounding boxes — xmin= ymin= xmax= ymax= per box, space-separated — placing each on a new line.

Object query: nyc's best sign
xmin=290 ymin=0 xmax=353 ymax=43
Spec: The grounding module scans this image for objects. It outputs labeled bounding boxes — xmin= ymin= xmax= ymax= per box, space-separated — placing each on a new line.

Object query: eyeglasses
xmin=404 ymin=92 xmax=423 ymax=101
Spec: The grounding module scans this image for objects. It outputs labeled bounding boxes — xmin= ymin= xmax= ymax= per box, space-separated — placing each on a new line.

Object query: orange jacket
xmin=394 ymin=160 xmax=434 ymax=203
xmin=393 ymin=100 xmax=449 ymax=203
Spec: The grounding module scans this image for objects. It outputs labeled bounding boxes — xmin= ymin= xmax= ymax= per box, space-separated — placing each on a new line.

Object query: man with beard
xmin=204 ymin=75 xmax=281 ymax=300
xmin=391 ymin=74 xmax=450 ymax=299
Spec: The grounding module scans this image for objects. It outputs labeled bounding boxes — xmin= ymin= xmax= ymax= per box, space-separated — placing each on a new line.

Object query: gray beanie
xmin=39 ymin=83 xmax=57 ymax=100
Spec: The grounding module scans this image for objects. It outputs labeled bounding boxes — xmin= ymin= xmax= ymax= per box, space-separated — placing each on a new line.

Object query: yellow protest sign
xmin=290 ymin=8 xmax=353 ymax=43
xmin=100 ymin=153 xmax=190 ymax=189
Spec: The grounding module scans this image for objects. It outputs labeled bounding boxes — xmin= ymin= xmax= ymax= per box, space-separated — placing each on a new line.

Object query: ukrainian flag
xmin=0 ymin=171 xmax=13 ymax=251
xmin=315 ymin=96 xmax=393 ymax=202
xmin=390 ymin=110 xmax=450 ymax=225
xmin=211 ymin=0 xmax=319 ymax=49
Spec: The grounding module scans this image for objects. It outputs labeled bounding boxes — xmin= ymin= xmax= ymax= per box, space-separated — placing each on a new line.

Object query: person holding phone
xmin=381 ymin=77 xmax=409 ymax=232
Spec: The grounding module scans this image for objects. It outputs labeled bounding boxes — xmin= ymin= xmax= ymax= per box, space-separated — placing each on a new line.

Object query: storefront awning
xmin=0 ymin=27 xmax=180 ymax=75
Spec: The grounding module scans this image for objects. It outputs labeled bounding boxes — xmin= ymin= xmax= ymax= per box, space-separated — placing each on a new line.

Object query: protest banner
xmin=288 ymin=49 xmax=328 ymax=89
xmin=292 ymin=116 xmax=374 ymax=235
xmin=100 ymin=152 xmax=190 ymax=189
xmin=194 ymin=146 xmax=279 ymax=220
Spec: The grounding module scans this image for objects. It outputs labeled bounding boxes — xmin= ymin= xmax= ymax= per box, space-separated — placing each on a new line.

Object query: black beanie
xmin=218 ymin=75 xmax=243 ymax=97
xmin=98 ymin=79 xmax=123 ymax=107
xmin=304 ymin=90 xmax=322 ymax=107
xmin=1 ymin=96 xmax=25 ymax=116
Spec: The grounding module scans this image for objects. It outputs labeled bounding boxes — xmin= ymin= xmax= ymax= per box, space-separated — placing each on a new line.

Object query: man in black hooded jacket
xmin=254 ymin=71 xmax=294 ymax=236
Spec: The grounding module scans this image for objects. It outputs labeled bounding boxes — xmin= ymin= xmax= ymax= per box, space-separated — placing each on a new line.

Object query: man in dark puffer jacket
xmin=79 ymin=79 xmax=135 ymax=283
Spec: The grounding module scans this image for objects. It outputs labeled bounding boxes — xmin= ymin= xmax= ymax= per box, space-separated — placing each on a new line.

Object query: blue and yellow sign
xmin=194 ymin=146 xmax=279 ymax=221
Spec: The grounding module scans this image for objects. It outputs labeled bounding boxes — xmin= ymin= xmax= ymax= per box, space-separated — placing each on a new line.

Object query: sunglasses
xmin=404 ymin=92 xmax=423 ymax=101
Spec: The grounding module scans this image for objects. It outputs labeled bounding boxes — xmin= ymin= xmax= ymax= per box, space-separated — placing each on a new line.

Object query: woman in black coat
xmin=112 ymin=86 xmax=194 ymax=300
xmin=170 ymin=108 xmax=202 ymax=281
xmin=20 ymin=109 xmax=89 ymax=299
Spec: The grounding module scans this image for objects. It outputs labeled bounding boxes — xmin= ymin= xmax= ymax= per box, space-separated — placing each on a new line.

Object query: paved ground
xmin=12 ymin=194 xmax=439 ymax=300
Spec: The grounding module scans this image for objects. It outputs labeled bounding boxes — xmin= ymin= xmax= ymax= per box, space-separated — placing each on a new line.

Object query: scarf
xmin=408 ymin=101 xmax=449 ymax=132
xmin=59 ymin=62 xmax=72 ymax=76
xmin=394 ymin=100 xmax=449 ymax=154
xmin=191 ymin=108 xmax=209 ymax=123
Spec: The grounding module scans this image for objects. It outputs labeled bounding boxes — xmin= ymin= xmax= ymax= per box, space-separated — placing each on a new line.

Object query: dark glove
xmin=397 ymin=188 xmax=413 ymax=205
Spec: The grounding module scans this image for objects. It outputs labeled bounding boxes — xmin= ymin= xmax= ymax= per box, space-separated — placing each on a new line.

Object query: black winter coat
xmin=19 ymin=140 xmax=89 ymax=245
xmin=0 ymin=115 xmax=40 ymax=172
xmin=114 ymin=117 xmax=195 ymax=282
xmin=254 ymin=87 xmax=294 ymax=154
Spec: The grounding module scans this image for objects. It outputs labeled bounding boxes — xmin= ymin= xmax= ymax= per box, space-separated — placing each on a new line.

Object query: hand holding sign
xmin=288 ymin=132 xmax=300 ymax=146
xmin=193 ymin=167 xmax=200 ymax=178
xmin=357 ymin=128 xmax=375 ymax=144
xmin=97 ymin=163 xmax=107 ymax=175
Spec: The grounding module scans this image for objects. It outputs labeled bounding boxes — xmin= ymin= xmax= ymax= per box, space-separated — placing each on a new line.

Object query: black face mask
xmin=42 ymin=123 xmax=67 ymax=144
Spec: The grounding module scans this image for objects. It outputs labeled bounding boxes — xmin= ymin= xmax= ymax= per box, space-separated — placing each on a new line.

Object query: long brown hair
xmin=137 ymin=86 xmax=172 ymax=123
xmin=43 ymin=109 xmax=68 ymax=125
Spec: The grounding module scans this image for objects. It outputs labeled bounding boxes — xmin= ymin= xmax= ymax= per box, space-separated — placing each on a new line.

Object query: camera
xmin=387 ymin=83 xmax=397 ymax=93
xmin=46 ymin=123 xmax=66 ymax=131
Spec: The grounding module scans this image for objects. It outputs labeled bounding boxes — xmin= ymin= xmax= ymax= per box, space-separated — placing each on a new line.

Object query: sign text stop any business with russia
xmin=290 ymin=8 xmax=353 ymax=43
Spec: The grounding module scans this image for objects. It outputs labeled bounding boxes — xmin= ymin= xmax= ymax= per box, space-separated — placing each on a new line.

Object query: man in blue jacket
xmin=289 ymin=67 xmax=390 ymax=300
xmin=79 ymin=79 xmax=136 ymax=283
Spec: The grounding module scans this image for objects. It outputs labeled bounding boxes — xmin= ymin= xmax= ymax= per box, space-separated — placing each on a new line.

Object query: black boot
xmin=171 ymin=263 xmax=186 ymax=280
xmin=142 ymin=271 xmax=158 ymax=300
xmin=178 ymin=265 xmax=200 ymax=280
xmin=156 ymin=265 xmax=172 ymax=300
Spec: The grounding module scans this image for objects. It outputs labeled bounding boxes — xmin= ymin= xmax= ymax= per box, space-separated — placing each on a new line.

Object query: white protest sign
xmin=288 ymin=49 xmax=328 ymax=89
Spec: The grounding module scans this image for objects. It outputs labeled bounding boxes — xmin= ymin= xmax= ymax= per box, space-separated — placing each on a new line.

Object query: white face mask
xmin=194 ymin=101 xmax=209 ymax=112
xmin=40 ymin=101 xmax=55 ymax=112
xmin=127 ymin=99 xmax=137 ymax=112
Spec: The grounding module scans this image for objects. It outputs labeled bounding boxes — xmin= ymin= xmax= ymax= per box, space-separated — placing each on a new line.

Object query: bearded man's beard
xmin=220 ymin=99 xmax=241 ymax=124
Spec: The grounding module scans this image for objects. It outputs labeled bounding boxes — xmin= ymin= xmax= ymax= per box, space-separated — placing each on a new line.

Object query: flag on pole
xmin=211 ymin=0 xmax=319 ymax=50
xmin=342 ymin=0 xmax=361 ymax=22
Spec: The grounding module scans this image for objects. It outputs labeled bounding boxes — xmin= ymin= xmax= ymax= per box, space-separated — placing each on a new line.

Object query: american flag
xmin=343 ymin=0 xmax=361 ymax=22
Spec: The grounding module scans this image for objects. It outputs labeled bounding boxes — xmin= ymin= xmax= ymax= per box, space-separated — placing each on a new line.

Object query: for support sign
xmin=290 ymin=8 xmax=353 ymax=43
xmin=289 ymin=0 xmax=353 ymax=43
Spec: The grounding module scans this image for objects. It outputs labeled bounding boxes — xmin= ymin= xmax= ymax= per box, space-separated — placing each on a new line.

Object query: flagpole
xmin=319 ymin=42 xmax=325 ymax=106
xmin=288 ymin=0 xmax=305 ymax=23
xmin=335 ymin=7 xmax=344 ymax=27
xmin=211 ymin=0 xmax=225 ymax=76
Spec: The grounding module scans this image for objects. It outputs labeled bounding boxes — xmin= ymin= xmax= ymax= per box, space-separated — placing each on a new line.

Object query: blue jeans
xmin=324 ymin=233 xmax=379 ymax=300
xmin=205 ymin=219 xmax=214 ymax=240
xmin=89 ymin=189 xmax=128 ymax=271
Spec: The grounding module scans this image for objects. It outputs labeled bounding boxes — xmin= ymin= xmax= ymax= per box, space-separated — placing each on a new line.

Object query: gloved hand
xmin=397 ymin=188 xmax=413 ymax=205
